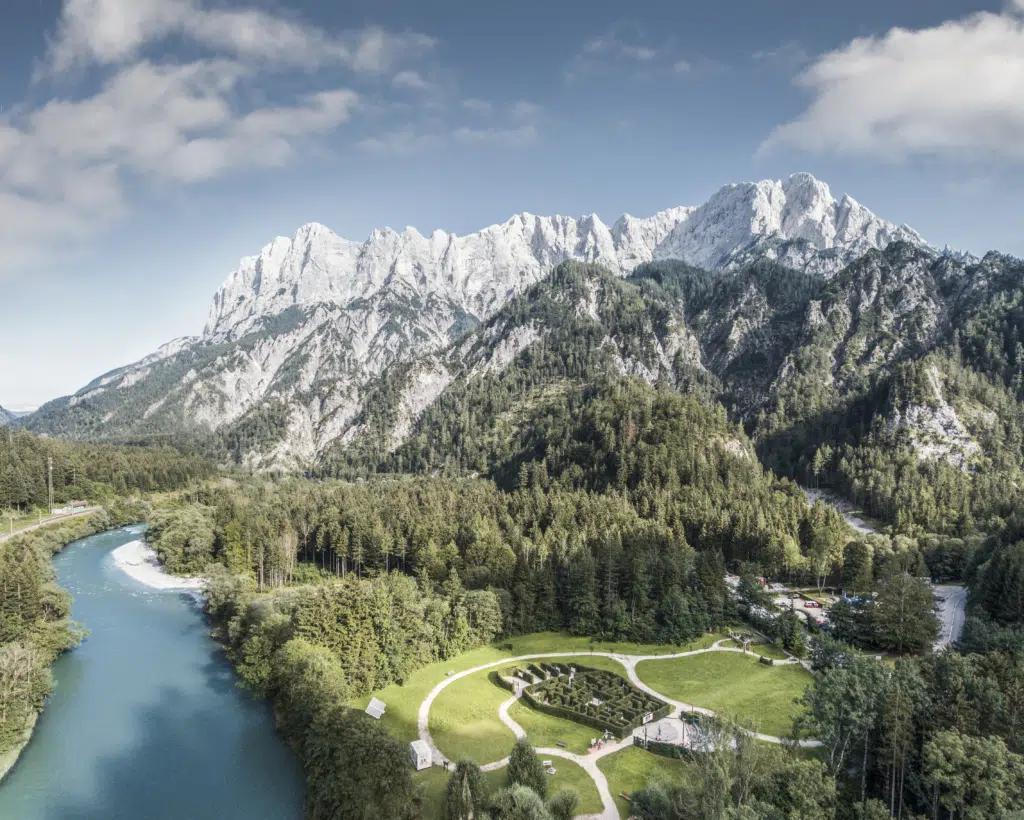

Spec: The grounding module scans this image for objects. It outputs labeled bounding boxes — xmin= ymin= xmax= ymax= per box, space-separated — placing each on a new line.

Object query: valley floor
xmin=359 ymin=633 xmax=817 ymax=820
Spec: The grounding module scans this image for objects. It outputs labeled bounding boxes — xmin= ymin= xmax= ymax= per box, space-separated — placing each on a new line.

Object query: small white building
xmin=365 ymin=697 xmax=387 ymax=720
xmin=409 ymin=740 xmax=432 ymax=771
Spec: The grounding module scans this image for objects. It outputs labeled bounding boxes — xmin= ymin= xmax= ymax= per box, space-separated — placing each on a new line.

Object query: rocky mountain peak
xmin=31 ymin=172 xmax=940 ymax=468
xmin=653 ymin=173 xmax=927 ymax=275
xmin=204 ymin=173 xmax=924 ymax=343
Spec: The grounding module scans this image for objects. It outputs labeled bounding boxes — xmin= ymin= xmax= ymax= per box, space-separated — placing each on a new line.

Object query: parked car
xmin=805 ymin=601 xmax=822 ymax=608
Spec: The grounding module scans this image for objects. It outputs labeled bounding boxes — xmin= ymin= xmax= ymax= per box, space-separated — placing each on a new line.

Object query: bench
xmin=556 ymin=741 xmax=567 ymax=748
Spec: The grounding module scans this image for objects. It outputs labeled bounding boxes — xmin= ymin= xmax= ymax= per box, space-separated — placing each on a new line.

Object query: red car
xmin=804 ymin=601 xmax=822 ymax=609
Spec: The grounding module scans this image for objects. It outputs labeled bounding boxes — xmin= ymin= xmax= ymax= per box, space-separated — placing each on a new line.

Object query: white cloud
xmin=358 ymin=127 xmax=442 ymax=157
xmin=0 ymin=0 xmax=437 ymax=276
xmin=462 ymin=98 xmax=492 ymax=114
xmin=764 ymin=9 xmax=1024 ymax=162
xmin=752 ymin=41 xmax=810 ymax=70
xmin=509 ymin=100 xmax=541 ymax=120
xmin=567 ymin=25 xmax=696 ymax=82
xmin=392 ymin=70 xmax=429 ymax=91
xmin=453 ymin=124 xmax=538 ymax=149
xmin=43 ymin=0 xmax=434 ymax=74
xmin=582 ymin=34 xmax=656 ymax=61
xmin=0 ymin=59 xmax=359 ymax=269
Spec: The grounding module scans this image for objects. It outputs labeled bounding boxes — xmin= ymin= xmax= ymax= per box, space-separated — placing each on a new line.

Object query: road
xmin=802 ymin=488 xmax=878 ymax=535
xmin=933 ymin=585 xmax=968 ymax=648
xmin=0 ymin=507 xmax=102 ymax=543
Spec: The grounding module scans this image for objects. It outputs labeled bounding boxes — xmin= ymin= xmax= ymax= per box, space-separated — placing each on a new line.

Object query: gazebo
xmin=409 ymin=740 xmax=432 ymax=771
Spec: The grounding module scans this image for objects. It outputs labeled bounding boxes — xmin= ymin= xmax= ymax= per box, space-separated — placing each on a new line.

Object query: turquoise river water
xmin=0 ymin=526 xmax=305 ymax=819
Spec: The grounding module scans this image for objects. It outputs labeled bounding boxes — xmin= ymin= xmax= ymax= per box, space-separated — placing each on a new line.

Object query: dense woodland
xmin=5 ymin=251 xmax=1024 ymax=816
xmin=0 ymin=427 xmax=216 ymax=511
xmin=139 ymin=374 xmax=1016 ymax=818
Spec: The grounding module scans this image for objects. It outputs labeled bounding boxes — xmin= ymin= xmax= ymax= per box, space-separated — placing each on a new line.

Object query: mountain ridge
xmin=203 ymin=172 xmax=926 ymax=341
xmin=26 ymin=172 xmax=939 ymax=466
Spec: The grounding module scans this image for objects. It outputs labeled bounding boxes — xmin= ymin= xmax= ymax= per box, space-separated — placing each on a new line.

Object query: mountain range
xmin=29 ymin=170 xmax=1019 ymax=496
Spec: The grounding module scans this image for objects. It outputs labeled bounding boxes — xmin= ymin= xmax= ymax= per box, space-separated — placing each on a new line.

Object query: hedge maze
xmin=504 ymin=663 xmax=670 ymax=737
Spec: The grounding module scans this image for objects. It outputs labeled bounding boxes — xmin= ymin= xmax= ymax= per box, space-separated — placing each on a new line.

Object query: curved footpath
xmin=417 ymin=641 xmax=821 ymax=820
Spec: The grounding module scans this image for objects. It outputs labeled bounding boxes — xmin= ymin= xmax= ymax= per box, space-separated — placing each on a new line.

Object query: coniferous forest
xmin=5 ymin=248 xmax=1024 ymax=818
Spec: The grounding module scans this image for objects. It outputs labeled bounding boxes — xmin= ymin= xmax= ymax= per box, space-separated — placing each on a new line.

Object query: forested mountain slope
xmin=0 ymin=428 xmax=217 ymax=511
xmin=25 ymin=173 xmax=927 ymax=466
xmin=325 ymin=246 xmax=1024 ymax=538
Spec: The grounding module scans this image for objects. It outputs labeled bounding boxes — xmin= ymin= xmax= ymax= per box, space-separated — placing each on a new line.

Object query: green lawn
xmin=508 ymin=700 xmax=603 ymax=754
xmin=414 ymin=767 xmax=450 ymax=819
xmin=750 ymin=643 xmax=790 ymax=661
xmin=720 ymin=640 xmax=790 ymax=661
xmin=431 ymin=654 xmax=633 ymax=764
xmin=635 ymin=652 xmax=812 ymax=737
xmin=597 ymin=746 xmax=693 ymax=817
xmin=431 ymin=669 xmax=518 ymax=764
xmin=352 ymin=631 xmax=695 ymax=744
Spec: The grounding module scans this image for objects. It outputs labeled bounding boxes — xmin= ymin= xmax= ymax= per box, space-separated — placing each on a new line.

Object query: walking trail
xmin=417 ymin=641 xmax=821 ymax=820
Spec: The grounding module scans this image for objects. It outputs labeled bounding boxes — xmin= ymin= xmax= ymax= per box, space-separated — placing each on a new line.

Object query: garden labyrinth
xmin=417 ymin=640 xmax=820 ymax=820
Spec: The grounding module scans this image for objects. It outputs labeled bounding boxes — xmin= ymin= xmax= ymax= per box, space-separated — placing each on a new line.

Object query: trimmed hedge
xmin=637 ymin=736 xmax=698 ymax=760
xmin=522 ymin=667 xmax=670 ymax=737
xmin=632 ymin=735 xmax=695 ymax=760
xmin=490 ymin=670 xmax=516 ymax=694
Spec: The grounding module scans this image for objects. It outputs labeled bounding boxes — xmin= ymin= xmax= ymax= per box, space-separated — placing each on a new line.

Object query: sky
xmin=2 ymin=0 xmax=1023 ymax=410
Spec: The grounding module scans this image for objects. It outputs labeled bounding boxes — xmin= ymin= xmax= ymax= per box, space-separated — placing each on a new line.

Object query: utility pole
xmin=47 ymin=456 xmax=54 ymax=515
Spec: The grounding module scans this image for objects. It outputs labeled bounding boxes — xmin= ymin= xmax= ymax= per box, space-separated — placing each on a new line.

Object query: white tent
xmin=365 ymin=697 xmax=387 ymax=720
xmin=409 ymin=740 xmax=432 ymax=771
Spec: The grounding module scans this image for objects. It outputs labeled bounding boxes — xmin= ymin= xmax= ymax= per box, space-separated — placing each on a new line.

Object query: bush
xmin=632 ymin=735 xmax=694 ymax=761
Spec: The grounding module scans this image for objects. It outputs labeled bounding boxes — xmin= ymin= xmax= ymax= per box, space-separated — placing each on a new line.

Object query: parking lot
xmin=772 ymin=593 xmax=831 ymax=626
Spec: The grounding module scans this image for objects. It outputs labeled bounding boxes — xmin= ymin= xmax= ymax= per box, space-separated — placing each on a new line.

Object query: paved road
xmin=934 ymin=585 xmax=968 ymax=648
xmin=802 ymin=488 xmax=878 ymax=535
xmin=0 ymin=507 xmax=102 ymax=543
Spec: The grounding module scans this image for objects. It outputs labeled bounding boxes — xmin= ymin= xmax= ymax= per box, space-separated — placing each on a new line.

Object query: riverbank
xmin=0 ymin=512 xmax=110 ymax=785
xmin=111 ymin=539 xmax=205 ymax=590
xmin=0 ymin=713 xmax=37 ymax=783
xmin=0 ymin=526 xmax=306 ymax=818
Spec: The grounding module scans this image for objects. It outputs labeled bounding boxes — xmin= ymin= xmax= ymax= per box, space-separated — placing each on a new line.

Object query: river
xmin=0 ymin=526 xmax=306 ymax=819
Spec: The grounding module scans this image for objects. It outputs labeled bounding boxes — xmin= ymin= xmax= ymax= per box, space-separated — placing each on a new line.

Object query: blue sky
xmin=2 ymin=0 xmax=1023 ymax=409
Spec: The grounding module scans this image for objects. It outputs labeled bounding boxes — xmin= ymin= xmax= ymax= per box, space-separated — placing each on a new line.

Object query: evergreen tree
xmin=445 ymin=760 xmax=488 ymax=820
xmin=507 ymin=738 xmax=548 ymax=799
